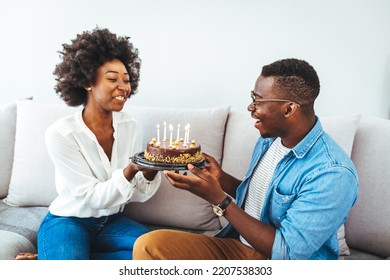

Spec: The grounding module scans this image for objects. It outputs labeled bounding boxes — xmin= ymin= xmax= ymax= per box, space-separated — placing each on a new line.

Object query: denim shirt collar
xmin=290 ymin=116 xmax=323 ymax=159
xmin=259 ymin=116 xmax=323 ymax=159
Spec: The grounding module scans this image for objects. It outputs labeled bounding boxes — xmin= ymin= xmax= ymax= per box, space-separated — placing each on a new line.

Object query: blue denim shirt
xmin=216 ymin=117 xmax=359 ymax=259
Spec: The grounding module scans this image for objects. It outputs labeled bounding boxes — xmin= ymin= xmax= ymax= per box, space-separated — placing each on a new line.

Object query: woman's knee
xmin=37 ymin=215 xmax=91 ymax=259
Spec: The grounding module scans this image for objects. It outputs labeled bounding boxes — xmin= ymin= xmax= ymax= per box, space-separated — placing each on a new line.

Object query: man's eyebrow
xmin=105 ymin=70 xmax=129 ymax=75
xmin=252 ymin=91 xmax=263 ymax=98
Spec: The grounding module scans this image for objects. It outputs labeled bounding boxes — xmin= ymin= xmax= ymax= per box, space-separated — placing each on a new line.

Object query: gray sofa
xmin=1 ymin=99 xmax=389 ymax=260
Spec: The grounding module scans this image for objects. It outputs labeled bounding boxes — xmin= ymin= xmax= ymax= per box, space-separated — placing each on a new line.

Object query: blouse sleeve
xmin=45 ymin=122 xmax=160 ymax=210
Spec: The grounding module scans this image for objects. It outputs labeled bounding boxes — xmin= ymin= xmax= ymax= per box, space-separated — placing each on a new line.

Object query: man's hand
xmin=202 ymin=152 xmax=223 ymax=184
xmin=164 ymin=164 xmax=226 ymax=204
xmin=202 ymin=152 xmax=241 ymax=198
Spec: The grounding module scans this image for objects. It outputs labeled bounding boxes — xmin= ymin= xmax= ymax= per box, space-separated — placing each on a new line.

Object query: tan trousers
xmin=133 ymin=229 xmax=266 ymax=260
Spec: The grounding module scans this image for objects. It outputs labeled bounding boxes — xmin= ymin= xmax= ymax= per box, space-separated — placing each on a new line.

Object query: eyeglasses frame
xmin=250 ymin=91 xmax=301 ymax=108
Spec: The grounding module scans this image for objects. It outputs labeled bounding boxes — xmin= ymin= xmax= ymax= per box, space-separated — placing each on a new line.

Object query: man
xmin=133 ymin=58 xmax=359 ymax=260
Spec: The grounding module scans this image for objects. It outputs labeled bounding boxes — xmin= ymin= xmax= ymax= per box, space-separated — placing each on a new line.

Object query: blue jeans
xmin=37 ymin=212 xmax=149 ymax=260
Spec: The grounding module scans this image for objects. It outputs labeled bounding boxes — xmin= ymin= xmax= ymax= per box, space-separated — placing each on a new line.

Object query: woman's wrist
xmin=142 ymin=170 xmax=158 ymax=181
xmin=123 ymin=163 xmax=139 ymax=181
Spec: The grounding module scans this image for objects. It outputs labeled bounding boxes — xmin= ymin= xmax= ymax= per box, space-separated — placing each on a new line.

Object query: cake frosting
xmin=144 ymin=138 xmax=202 ymax=164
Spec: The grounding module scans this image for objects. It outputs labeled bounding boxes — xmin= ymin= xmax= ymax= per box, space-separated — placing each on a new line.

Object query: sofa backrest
xmin=2 ymin=100 xmax=231 ymax=233
xmin=347 ymin=116 xmax=390 ymax=257
xmin=123 ymin=105 xmax=231 ymax=231
xmin=221 ymin=111 xmax=361 ymax=179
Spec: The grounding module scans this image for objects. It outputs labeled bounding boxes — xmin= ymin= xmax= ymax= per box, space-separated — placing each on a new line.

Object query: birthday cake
xmin=144 ymin=138 xmax=202 ymax=164
xmin=144 ymin=123 xmax=202 ymax=164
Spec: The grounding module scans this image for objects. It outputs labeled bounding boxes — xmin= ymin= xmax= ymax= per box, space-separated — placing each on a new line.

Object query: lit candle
xmin=163 ymin=122 xmax=167 ymax=141
xmin=176 ymin=124 xmax=180 ymax=141
xmin=183 ymin=124 xmax=187 ymax=146
xmin=156 ymin=124 xmax=160 ymax=143
xmin=187 ymin=123 xmax=190 ymax=143
xmin=184 ymin=123 xmax=189 ymax=145
xmin=169 ymin=124 xmax=173 ymax=146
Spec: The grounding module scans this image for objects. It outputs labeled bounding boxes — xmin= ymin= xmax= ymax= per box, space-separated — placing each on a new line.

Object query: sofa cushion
xmin=0 ymin=101 xmax=18 ymax=199
xmin=347 ymin=116 xmax=390 ymax=258
xmin=222 ymin=111 xmax=361 ymax=256
xmin=322 ymin=114 xmax=361 ymax=256
xmin=321 ymin=114 xmax=362 ymax=158
xmin=0 ymin=200 xmax=47 ymax=259
xmin=123 ymin=105 xmax=231 ymax=231
xmin=0 ymin=230 xmax=36 ymax=260
xmin=221 ymin=111 xmax=259 ymax=179
xmin=342 ymin=248 xmax=385 ymax=260
xmin=4 ymin=100 xmax=76 ymax=206
xmin=0 ymin=98 xmax=33 ymax=199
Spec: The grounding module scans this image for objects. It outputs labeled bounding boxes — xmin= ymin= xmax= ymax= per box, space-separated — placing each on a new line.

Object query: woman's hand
xmin=124 ymin=162 xmax=158 ymax=182
xmin=140 ymin=168 xmax=159 ymax=181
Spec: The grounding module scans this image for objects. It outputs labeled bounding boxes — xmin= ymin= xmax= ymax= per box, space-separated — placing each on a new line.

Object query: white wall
xmin=1 ymin=0 xmax=389 ymax=118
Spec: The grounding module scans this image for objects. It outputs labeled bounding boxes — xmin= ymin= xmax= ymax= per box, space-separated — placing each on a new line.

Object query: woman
xmin=36 ymin=28 xmax=161 ymax=260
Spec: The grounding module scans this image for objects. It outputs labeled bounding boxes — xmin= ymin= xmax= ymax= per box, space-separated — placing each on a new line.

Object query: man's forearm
xmin=220 ymin=171 xmax=241 ymax=198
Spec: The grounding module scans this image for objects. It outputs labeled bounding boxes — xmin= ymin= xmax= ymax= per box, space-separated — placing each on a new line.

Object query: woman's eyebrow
xmin=105 ymin=70 xmax=129 ymax=75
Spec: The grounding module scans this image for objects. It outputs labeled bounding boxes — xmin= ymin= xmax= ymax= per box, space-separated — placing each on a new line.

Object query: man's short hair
xmin=261 ymin=58 xmax=320 ymax=108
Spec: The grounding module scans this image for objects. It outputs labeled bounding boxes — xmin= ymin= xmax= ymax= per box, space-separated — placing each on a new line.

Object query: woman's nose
xmin=117 ymin=82 xmax=130 ymax=93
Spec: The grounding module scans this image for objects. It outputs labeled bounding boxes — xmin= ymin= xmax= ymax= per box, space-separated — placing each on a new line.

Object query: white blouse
xmin=45 ymin=109 xmax=161 ymax=218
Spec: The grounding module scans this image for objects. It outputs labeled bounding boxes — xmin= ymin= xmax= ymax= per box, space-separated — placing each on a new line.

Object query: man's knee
xmin=133 ymin=230 xmax=168 ymax=260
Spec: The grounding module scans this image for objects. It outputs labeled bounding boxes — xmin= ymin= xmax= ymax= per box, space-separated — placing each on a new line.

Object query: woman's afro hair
xmin=53 ymin=27 xmax=141 ymax=106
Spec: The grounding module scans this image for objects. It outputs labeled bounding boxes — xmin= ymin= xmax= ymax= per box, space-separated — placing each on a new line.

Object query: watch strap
xmin=216 ymin=195 xmax=232 ymax=211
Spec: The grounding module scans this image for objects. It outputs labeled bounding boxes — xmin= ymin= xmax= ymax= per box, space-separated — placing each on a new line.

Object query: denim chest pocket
xmin=269 ymin=188 xmax=296 ymax=228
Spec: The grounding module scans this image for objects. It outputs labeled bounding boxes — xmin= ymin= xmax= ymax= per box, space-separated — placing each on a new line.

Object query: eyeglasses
xmin=250 ymin=91 xmax=301 ymax=109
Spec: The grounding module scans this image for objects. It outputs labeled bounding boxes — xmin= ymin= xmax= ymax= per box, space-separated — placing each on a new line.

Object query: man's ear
xmin=284 ymin=103 xmax=298 ymax=118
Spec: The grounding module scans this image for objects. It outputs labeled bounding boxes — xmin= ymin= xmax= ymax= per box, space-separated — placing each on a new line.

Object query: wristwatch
xmin=212 ymin=195 xmax=232 ymax=217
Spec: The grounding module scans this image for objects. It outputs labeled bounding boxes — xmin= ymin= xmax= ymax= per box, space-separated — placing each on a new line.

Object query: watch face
xmin=213 ymin=206 xmax=224 ymax=216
